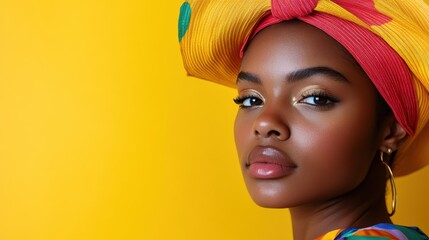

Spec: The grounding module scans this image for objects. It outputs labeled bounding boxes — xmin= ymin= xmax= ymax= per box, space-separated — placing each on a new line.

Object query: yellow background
xmin=0 ymin=1 xmax=428 ymax=239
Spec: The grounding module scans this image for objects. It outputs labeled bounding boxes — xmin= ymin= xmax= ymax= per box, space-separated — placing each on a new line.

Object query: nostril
xmin=254 ymin=130 xmax=260 ymax=136
xmin=254 ymin=128 xmax=283 ymax=138
xmin=268 ymin=130 xmax=281 ymax=137
xmin=253 ymin=112 xmax=290 ymax=140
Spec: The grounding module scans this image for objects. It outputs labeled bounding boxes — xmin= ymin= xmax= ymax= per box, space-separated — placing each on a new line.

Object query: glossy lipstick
xmin=247 ymin=146 xmax=296 ymax=179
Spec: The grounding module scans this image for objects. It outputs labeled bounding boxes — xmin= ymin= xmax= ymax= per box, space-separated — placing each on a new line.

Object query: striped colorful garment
xmin=316 ymin=223 xmax=429 ymax=240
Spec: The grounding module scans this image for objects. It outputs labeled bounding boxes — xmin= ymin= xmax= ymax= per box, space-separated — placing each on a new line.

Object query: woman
xmin=178 ymin=0 xmax=429 ymax=239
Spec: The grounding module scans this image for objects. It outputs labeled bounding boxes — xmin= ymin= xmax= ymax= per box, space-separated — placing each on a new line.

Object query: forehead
xmin=240 ymin=20 xmax=360 ymax=77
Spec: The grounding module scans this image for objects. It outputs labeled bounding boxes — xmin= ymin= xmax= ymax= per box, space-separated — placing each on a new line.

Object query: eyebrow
xmin=236 ymin=66 xmax=350 ymax=85
xmin=237 ymin=71 xmax=261 ymax=84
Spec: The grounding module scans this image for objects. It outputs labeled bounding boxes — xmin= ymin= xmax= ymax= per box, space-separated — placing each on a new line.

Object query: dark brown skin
xmin=234 ymin=21 xmax=407 ymax=240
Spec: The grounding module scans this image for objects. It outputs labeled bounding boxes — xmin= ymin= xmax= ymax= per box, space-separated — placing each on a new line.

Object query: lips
xmin=247 ymin=146 xmax=297 ymax=179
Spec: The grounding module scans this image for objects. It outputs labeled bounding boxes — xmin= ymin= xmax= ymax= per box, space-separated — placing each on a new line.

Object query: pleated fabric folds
xmin=178 ymin=0 xmax=429 ymax=176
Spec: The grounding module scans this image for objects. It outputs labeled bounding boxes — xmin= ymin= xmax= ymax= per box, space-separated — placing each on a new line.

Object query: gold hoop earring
xmin=380 ymin=149 xmax=397 ymax=216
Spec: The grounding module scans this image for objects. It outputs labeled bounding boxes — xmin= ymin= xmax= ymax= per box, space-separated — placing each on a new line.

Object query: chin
xmin=254 ymin=200 xmax=290 ymax=208
xmin=246 ymin=184 xmax=295 ymax=208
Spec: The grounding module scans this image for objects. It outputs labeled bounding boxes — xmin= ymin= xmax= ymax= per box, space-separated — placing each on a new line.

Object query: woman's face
xmin=234 ymin=21 xmax=386 ymax=208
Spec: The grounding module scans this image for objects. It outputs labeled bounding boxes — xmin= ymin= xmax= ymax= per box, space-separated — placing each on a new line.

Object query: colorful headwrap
xmin=178 ymin=0 xmax=429 ymax=176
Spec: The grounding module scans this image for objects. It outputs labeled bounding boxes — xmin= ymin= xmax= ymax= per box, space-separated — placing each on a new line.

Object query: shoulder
xmin=317 ymin=223 xmax=429 ymax=240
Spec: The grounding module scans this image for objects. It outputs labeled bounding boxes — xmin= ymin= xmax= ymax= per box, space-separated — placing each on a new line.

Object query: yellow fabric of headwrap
xmin=178 ymin=0 xmax=429 ymax=176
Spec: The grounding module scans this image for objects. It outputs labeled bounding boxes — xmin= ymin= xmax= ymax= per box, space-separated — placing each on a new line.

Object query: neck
xmin=290 ymin=161 xmax=392 ymax=240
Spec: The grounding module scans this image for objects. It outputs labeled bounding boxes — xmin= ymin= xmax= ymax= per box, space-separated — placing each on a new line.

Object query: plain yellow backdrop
xmin=0 ymin=1 xmax=428 ymax=239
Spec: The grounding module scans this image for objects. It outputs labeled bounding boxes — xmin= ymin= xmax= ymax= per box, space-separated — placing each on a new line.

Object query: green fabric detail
xmin=178 ymin=2 xmax=191 ymax=42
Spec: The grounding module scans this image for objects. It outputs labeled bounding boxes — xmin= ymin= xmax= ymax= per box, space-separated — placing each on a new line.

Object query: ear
xmin=379 ymin=115 xmax=407 ymax=153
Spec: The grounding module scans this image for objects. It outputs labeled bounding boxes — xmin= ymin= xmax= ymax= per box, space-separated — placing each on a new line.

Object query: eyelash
xmin=298 ymin=90 xmax=339 ymax=109
xmin=233 ymin=95 xmax=263 ymax=109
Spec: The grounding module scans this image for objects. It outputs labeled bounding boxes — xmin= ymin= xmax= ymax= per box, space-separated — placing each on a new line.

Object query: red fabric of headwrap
xmin=241 ymin=0 xmax=418 ymax=136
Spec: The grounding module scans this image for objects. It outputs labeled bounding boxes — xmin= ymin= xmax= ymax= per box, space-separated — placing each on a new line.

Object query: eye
xmin=233 ymin=95 xmax=264 ymax=108
xmin=298 ymin=92 xmax=339 ymax=108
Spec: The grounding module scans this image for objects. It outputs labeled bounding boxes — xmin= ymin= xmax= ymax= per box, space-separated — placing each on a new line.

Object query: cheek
xmin=293 ymin=109 xmax=379 ymax=188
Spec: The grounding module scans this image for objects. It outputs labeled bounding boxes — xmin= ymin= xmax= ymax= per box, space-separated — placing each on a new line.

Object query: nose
xmin=253 ymin=108 xmax=290 ymax=141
